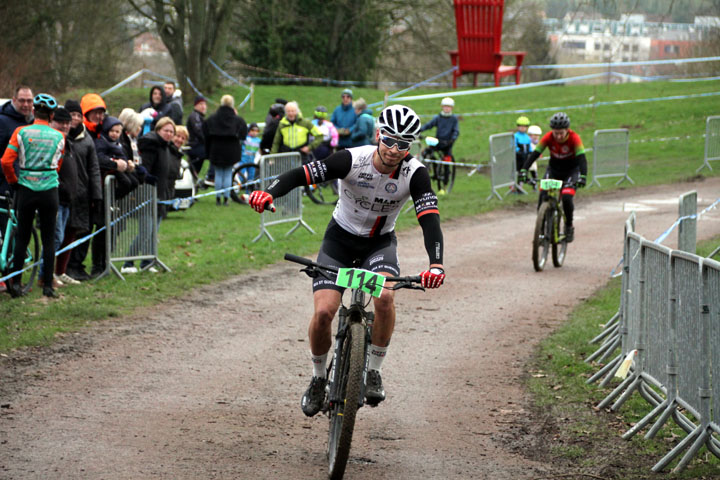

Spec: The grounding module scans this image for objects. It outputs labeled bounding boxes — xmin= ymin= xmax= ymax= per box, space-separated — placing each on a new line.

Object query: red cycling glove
xmin=420 ymin=267 xmax=445 ymax=289
xmin=248 ymin=191 xmax=273 ymax=213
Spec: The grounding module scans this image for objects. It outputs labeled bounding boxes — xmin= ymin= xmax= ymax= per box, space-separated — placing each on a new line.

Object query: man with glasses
xmin=330 ymin=88 xmax=357 ymax=150
xmin=248 ymin=105 xmax=446 ymax=417
xmin=0 ymin=86 xmax=34 ymax=246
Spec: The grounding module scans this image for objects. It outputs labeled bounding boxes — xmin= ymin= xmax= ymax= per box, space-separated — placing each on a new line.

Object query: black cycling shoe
xmin=365 ymin=370 xmax=386 ymax=406
xmin=42 ymin=286 xmax=59 ymax=298
xmin=301 ymin=376 xmax=327 ymax=417
xmin=565 ymin=225 xmax=575 ymax=243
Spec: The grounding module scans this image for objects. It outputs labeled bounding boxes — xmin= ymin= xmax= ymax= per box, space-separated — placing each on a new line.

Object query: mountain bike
xmin=418 ymin=136 xmax=456 ymax=194
xmin=532 ymin=178 xmax=568 ymax=272
xmin=284 ymin=253 xmax=423 ymax=480
xmin=0 ymin=194 xmax=39 ymax=294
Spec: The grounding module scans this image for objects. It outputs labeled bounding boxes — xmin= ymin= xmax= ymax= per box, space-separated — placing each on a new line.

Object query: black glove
xmin=518 ymin=169 xmax=528 ymax=183
xmin=577 ymin=175 xmax=587 ymax=188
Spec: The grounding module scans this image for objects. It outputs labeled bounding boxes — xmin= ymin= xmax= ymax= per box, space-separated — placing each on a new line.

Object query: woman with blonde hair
xmin=202 ymin=94 xmax=248 ymax=206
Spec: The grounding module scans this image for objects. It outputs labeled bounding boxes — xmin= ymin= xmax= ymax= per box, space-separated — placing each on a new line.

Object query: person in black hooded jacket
xmin=139 ymin=85 xmax=172 ymax=132
xmin=202 ymin=95 xmax=247 ymax=206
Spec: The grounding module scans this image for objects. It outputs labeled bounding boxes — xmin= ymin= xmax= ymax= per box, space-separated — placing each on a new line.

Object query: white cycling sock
xmin=311 ymin=352 xmax=328 ymax=378
xmin=367 ymin=344 xmax=388 ymax=372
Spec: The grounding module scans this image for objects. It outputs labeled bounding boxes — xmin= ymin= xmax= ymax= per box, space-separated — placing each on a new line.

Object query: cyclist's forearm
xmin=576 ymin=153 xmax=588 ymax=176
xmin=266 ymin=150 xmax=352 ymax=198
xmin=522 ymin=150 xmax=540 ymax=170
xmin=418 ymin=213 xmax=443 ymax=265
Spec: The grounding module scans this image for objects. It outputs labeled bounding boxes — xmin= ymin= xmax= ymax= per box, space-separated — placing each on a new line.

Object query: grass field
xmin=1 ymin=79 xmax=718 ymax=351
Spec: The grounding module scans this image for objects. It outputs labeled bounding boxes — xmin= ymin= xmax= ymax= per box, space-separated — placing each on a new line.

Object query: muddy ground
xmin=1 ymin=178 xmax=719 ymax=479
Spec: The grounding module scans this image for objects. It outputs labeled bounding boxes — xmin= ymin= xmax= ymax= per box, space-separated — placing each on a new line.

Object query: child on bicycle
xmin=419 ymin=97 xmax=459 ymax=161
xmin=519 ymin=112 xmax=587 ymax=243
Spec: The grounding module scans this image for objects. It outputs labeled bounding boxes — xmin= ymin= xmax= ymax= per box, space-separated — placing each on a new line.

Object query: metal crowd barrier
xmin=590 ymin=128 xmax=633 ymax=187
xmin=486 ymin=132 xmax=520 ymax=200
xmin=101 ymin=176 xmax=170 ymax=280
xmin=586 ymin=209 xmax=720 ymax=473
xmin=678 ymin=191 xmax=697 ymax=254
xmin=697 ymin=115 xmax=720 ymax=173
xmin=253 ymin=152 xmax=315 ymax=242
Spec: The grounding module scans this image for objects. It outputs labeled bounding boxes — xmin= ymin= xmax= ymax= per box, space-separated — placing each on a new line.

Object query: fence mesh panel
xmin=705 ymin=259 xmax=720 ymax=425
xmin=643 ymin=243 xmax=672 ymax=388
xmin=673 ymin=252 xmax=702 ymax=410
xmin=592 ymin=129 xmax=631 ymax=186
xmin=487 ymin=132 xmax=515 ymax=199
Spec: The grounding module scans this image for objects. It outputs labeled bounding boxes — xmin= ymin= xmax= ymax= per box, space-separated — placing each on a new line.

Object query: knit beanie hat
xmin=64 ymin=99 xmax=82 ymax=114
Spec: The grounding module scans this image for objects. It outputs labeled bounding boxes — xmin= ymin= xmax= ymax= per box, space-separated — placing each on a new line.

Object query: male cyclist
xmin=249 ymin=105 xmax=445 ymax=417
xmin=1 ymin=94 xmax=65 ymax=298
xmin=519 ymin=112 xmax=587 ymax=243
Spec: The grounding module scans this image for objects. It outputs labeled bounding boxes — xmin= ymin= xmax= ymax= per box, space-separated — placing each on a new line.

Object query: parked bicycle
xmin=532 ymin=178 xmax=568 ymax=272
xmin=418 ymin=136 xmax=456 ymax=194
xmin=230 ymin=154 xmax=260 ymax=204
xmin=0 ymin=194 xmax=39 ymax=294
xmin=284 ymin=253 xmax=423 ymax=480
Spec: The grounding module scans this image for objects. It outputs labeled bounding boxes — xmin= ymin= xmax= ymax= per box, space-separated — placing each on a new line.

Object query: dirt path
xmin=1 ymin=178 xmax=719 ymax=480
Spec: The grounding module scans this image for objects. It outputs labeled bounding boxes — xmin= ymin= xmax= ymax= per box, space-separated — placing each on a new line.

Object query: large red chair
xmin=449 ymin=0 xmax=526 ymax=88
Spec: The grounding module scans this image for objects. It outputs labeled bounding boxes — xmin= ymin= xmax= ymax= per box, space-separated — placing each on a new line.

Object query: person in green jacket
xmin=270 ymin=101 xmax=323 ymax=161
xmin=350 ymin=98 xmax=375 ymax=147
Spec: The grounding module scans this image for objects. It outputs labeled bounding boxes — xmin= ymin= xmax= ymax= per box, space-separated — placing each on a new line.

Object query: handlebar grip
xmin=266 ymin=202 xmax=276 ymax=213
xmin=284 ymin=253 xmax=314 ymax=267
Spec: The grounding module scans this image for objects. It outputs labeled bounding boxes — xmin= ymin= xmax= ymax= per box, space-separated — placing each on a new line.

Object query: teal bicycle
xmin=0 ymin=194 xmax=39 ymax=294
xmin=532 ymin=179 xmax=569 ymax=272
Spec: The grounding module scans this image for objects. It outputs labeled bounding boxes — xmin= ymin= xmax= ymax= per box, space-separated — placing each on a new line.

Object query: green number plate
xmin=335 ymin=268 xmax=386 ymax=297
xmin=540 ymin=178 xmax=563 ymax=190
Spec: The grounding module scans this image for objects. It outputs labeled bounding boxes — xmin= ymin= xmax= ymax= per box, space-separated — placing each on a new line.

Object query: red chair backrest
xmin=454 ymin=0 xmax=504 ymax=71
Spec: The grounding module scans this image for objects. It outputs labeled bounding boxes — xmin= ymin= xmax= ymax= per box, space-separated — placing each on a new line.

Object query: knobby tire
xmin=532 ymin=202 xmax=552 ymax=272
xmin=552 ymin=213 xmax=568 ymax=268
xmin=432 ymin=157 xmax=456 ymax=194
xmin=327 ymin=321 xmax=365 ymax=480
xmin=305 ymin=182 xmax=339 ymax=206
xmin=5 ymin=224 xmax=39 ymax=293
xmin=230 ymin=162 xmax=259 ymax=204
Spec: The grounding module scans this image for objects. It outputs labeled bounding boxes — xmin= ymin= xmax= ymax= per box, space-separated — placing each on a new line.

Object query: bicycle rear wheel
xmin=552 ymin=217 xmax=568 ymax=267
xmin=305 ymin=181 xmax=339 ymax=206
xmin=432 ymin=156 xmax=456 ymax=194
xmin=327 ymin=321 xmax=364 ymax=480
xmin=230 ymin=162 xmax=259 ymax=204
xmin=5 ymin=223 xmax=40 ymax=294
xmin=532 ymin=202 xmax=552 ymax=272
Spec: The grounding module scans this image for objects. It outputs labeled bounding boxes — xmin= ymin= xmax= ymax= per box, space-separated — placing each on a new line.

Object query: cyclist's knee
xmin=373 ymin=291 xmax=395 ymax=315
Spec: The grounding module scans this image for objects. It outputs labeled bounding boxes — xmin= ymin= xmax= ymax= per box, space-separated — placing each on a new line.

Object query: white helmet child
xmin=528 ymin=125 xmax=542 ymax=136
xmin=440 ymin=97 xmax=455 ymax=107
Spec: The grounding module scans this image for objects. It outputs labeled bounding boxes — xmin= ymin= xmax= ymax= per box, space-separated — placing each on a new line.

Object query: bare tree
xmin=128 ymin=0 xmax=238 ymax=98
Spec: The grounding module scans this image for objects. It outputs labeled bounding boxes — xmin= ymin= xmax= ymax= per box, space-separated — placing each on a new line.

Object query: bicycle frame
xmin=0 ymin=196 xmax=19 ymax=272
xmin=545 ymin=193 xmax=566 ymax=244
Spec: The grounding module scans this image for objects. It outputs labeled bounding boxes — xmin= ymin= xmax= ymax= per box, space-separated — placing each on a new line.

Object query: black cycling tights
xmin=12 ymin=186 xmax=58 ymax=285
xmin=537 ymin=191 xmax=574 ymax=227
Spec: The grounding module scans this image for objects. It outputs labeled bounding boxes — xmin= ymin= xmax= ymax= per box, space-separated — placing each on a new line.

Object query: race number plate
xmin=540 ymin=179 xmax=563 ymax=190
xmin=336 ymin=268 xmax=386 ymax=297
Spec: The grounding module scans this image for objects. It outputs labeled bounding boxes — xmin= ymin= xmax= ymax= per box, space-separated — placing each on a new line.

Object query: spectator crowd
xmin=0 ymin=84 xmax=378 ymax=298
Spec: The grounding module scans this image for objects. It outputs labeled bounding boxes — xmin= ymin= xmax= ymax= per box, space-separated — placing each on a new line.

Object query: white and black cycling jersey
xmin=266 ymin=145 xmax=443 ymax=264
xmin=331 ymin=146 xmax=431 ymax=236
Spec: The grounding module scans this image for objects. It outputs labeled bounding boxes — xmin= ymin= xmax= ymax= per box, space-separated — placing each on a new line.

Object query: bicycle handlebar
xmin=284 ymin=253 xmax=423 ymax=288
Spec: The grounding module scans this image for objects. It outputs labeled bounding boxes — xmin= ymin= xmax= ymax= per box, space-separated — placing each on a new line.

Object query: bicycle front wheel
xmin=327 ymin=321 xmax=364 ymax=480
xmin=230 ymin=162 xmax=259 ymax=204
xmin=552 ymin=216 xmax=568 ymax=268
xmin=532 ymin=202 xmax=552 ymax=272
xmin=6 ymin=223 xmax=40 ymax=294
xmin=433 ymin=157 xmax=456 ymax=194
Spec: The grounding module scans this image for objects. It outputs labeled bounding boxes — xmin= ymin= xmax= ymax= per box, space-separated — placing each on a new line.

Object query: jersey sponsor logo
xmin=356 ymin=181 xmax=375 ymax=189
xmin=401 ymin=165 xmax=411 ymax=177
xmin=352 ymin=158 xmax=372 ymax=169
xmin=342 ymin=190 xmax=402 ymax=213
xmin=306 ymin=161 xmax=328 ymax=183
xmin=414 ymin=191 xmax=439 ymax=214
xmin=359 ymin=172 xmax=374 ymax=180
xmin=385 ymin=183 xmax=397 ymax=193
xmin=268 ymin=178 xmax=280 ymax=190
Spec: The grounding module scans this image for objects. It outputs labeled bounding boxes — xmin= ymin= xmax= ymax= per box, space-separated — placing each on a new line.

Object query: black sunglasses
xmin=379 ymin=135 xmax=412 ymax=151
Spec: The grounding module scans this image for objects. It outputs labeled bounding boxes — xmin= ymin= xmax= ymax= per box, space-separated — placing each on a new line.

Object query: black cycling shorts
xmin=543 ymin=167 xmax=580 ymax=189
xmin=313 ymin=219 xmax=400 ymax=292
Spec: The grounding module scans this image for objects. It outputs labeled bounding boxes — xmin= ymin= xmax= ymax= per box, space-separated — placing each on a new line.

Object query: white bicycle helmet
xmin=377 ymin=105 xmax=421 ymax=141
xmin=528 ymin=125 xmax=542 ymax=136
xmin=441 ymin=97 xmax=455 ymax=107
